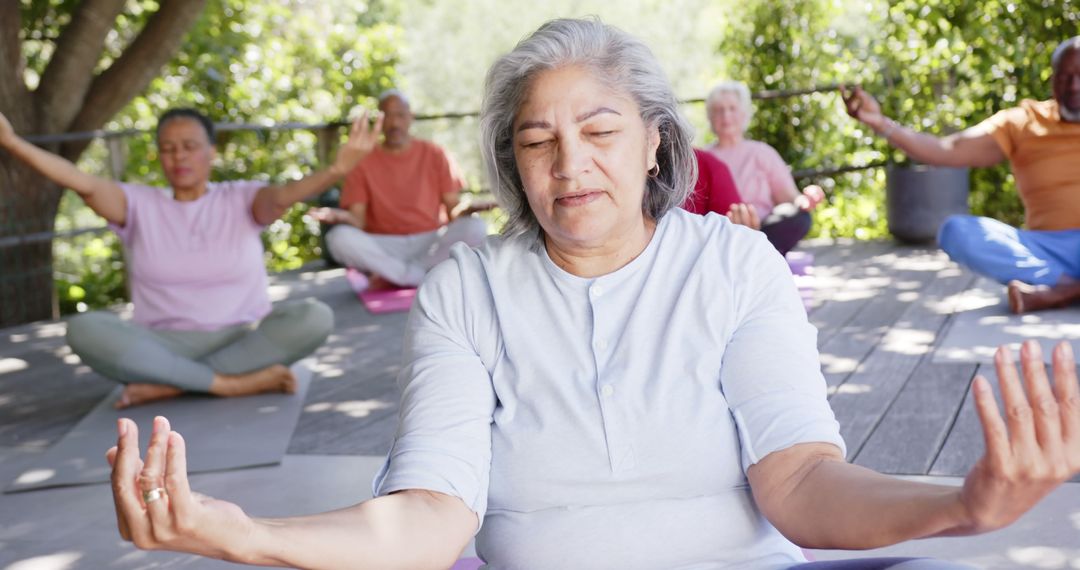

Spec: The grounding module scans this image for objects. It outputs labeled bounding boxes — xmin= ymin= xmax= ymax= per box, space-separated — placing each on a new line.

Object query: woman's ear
xmin=647 ymin=123 xmax=661 ymax=168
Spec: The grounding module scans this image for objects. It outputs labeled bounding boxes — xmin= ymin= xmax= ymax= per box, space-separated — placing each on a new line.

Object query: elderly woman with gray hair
xmin=108 ymin=18 xmax=1079 ymax=570
xmin=706 ymin=80 xmax=826 ymax=255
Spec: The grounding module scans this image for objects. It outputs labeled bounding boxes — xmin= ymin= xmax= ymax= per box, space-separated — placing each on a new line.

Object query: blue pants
xmin=937 ymin=215 xmax=1080 ymax=286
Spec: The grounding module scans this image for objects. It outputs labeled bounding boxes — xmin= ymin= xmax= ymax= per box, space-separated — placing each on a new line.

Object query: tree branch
xmin=0 ymin=2 xmax=31 ymax=127
xmin=36 ymin=0 xmax=128 ymax=134
xmin=62 ymin=0 xmax=208 ymax=160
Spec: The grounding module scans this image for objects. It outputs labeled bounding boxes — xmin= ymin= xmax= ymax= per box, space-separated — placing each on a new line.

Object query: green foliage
xmin=872 ymin=0 xmax=1078 ymax=225
xmin=54 ymin=232 xmax=127 ymax=315
xmin=716 ymin=0 xmax=1078 ymax=237
xmin=719 ymin=0 xmax=889 ymax=239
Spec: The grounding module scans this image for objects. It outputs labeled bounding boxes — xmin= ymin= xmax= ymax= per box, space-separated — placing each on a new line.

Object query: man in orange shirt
xmin=843 ymin=37 xmax=1080 ymax=314
xmin=315 ymin=90 xmax=489 ymax=287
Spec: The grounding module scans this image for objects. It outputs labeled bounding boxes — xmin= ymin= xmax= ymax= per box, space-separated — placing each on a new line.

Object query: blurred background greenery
xmin=19 ymin=0 xmax=1080 ymax=314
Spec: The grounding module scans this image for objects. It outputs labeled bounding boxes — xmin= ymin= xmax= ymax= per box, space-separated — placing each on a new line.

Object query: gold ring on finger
xmin=142 ymin=487 xmax=167 ymax=504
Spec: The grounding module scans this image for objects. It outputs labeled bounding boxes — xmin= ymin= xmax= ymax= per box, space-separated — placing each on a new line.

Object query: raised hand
xmin=839 ymin=85 xmax=885 ymax=131
xmin=307 ymin=206 xmax=349 ymax=225
xmin=726 ymin=202 xmax=761 ymax=230
xmin=798 ymin=184 xmax=826 ymax=211
xmin=332 ymin=110 xmax=384 ymax=176
xmin=960 ymin=341 xmax=1080 ymax=533
xmin=108 ymin=417 xmax=258 ymax=561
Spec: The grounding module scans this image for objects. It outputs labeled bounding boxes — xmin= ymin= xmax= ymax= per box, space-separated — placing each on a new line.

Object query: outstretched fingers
xmin=138 ymin=416 xmax=173 ymax=546
xmin=1020 ymin=341 xmax=1064 ymax=459
xmin=1051 ymin=342 xmax=1080 ymax=468
xmin=110 ymin=418 xmax=146 ymax=542
xmin=165 ymin=431 xmax=197 ymax=528
xmin=973 ymin=374 xmax=1010 ymax=470
xmin=994 ymin=345 xmax=1038 ymax=455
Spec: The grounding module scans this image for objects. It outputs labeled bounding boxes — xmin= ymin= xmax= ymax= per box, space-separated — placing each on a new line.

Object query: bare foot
xmin=1007 ymin=280 xmax=1080 ymax=314
xmin=209 ymin=364 xmax=297 ymax=398
xmin=115 ymin=383 xmax=184 ymax=409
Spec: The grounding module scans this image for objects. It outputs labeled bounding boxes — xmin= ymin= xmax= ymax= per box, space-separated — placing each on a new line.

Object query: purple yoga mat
xmin=346 ymin=269 xmax=416 ymax=314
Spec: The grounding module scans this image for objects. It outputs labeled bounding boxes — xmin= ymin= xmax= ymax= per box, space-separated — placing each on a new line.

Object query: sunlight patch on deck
xmin=0 ymin=358 xmax=28 ymax=375
xmin=305 ymin=399 xmax=393 ymax=418
xmin=4 ymin=551 xmax=83 ymax=570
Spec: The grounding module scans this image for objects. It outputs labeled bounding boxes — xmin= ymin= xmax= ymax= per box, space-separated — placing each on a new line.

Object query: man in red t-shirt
xmin=314 ymin=90 xmax=490 ymax=286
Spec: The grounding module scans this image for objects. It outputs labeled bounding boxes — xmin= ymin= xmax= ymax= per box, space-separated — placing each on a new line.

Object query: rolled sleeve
xmin=718 ymin=236 xmax=845 ymax=472
xmin=373 ymin=258 xmax=496 ymax=527
xmin=108 ymin=183 xmax=139 ymax=243
xmin=977 ymin=106 xmax=1024 ymax=159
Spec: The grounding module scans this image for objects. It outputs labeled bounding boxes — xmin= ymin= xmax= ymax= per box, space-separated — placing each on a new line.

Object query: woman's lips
xmin=555 ymin=191 xmax=603 ymax=207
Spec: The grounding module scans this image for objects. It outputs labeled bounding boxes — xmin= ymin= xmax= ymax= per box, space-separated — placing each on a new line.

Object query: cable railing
xmin=4 ymin=83 xmax=883 ymax=249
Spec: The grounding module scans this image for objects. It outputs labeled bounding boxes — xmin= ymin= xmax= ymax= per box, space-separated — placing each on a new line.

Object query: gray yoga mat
xmin=5 ymin=362 xmax=312 ymax=493
xmin=933 ymin=278 xmax=1080 ymax=364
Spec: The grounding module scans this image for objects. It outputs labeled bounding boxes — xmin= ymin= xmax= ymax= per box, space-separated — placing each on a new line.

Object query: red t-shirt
xmin=340 ymin=139 xmax=463 ymax=235
xmin=682 ymin=148 xmax=741 ymax=216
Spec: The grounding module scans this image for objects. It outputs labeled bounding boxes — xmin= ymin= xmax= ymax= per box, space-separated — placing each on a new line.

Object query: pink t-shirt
xmin=707 ymin=140 xmax=799 ymax=219
xmin=112 ymin=181 xmax=271 ymax=331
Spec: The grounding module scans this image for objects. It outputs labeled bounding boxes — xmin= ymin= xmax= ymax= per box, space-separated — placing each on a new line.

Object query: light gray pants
xmin=325 ymin=216 xmax=488 ymax=286
xmin=65 ymin=298 xmax=333 ymax=392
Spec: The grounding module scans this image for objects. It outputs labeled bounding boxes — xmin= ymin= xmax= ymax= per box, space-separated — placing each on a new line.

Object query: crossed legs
xmin=66 ymin=298 xmax=333 ymax=407
xmin=937 ymin=215 xmax=1080 ymax=314
xmin=325 ymin=216 xmax=488 ymax=286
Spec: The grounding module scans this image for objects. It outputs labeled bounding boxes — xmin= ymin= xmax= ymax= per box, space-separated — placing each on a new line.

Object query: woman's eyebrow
xmin=516 ymin=107 xmax=622 ymax=133
xmin=576 ymin=107 xmax=620 ymax=122
xmin=516 ymin=120 xmax=551 ymax=133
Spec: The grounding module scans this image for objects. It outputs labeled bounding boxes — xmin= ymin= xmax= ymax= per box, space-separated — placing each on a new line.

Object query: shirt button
xmin=590 ymin=285 xmax=604 ymax=297
xmin=601 ymin=384 xmax=614 ymax=397
xmin=594 ymin=339 xmax=608 ymax=351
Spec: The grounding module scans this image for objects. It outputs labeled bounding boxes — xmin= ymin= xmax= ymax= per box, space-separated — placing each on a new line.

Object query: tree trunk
xmin=0 ymin=0 xmax=208 ymax=326
xmin=0 ymin=157 xmax=62 ymax=326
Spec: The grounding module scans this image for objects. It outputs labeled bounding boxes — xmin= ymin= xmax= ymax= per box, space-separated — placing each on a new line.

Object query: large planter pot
xmin=885 ymin=164 xmax=970 ymax=244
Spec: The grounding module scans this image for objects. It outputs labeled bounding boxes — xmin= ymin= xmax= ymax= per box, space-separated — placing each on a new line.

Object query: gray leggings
xmin=66 ymin=299 xmax=333 ymax=392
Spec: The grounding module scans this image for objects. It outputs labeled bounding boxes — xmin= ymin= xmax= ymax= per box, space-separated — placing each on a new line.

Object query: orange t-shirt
xmin=980 ymin=99 xmax=1080 ymax=230
xmin=340 ymin=139 xmax=463 ymax=235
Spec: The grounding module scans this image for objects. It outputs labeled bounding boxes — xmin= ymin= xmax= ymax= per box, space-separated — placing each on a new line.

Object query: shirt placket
xmin=588 ymin=280 xmax=636 ymax=473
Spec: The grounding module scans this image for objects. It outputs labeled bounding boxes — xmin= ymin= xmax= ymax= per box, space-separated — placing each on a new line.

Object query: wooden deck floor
xmin=0 ymin=240 xmax=1017 ymax=478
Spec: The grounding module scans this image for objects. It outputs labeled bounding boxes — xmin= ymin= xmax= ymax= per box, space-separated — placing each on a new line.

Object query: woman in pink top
xmin=706 ymin=80 xmax=825 ymax=255
xmin=0 ymin=108 xmax=380 ymax=407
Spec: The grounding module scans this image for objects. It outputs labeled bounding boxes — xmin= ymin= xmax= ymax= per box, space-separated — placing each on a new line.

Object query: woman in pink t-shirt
xmin=0 ymin=108 xmax=380 ymax=408
xmin=705 ymin=80 xmax=825 ymax=255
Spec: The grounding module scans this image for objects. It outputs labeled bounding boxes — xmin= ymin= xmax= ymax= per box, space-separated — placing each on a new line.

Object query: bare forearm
xmin=2 ymin=135 xmax=113 ymax=197
xmin=241 ymin=492 xmax=473 ymax=570
xmin=255 ymin=166 xmax=346 ymax=225
xmin=762 ymin=459 xmax=969 ymax=549
xmin=872 ymin=118 xmax=1003 ymax=168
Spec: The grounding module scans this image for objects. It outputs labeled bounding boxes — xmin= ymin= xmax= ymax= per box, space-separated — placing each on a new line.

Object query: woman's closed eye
xmin=520 ymin=138 xmax=554 ymax=149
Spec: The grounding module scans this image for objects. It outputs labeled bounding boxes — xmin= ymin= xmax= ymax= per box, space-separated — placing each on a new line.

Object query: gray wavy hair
xmin=705 ymin=80 xmax=754 ymax=134
xmin=479 ymin=18 xmax=696 ymax=238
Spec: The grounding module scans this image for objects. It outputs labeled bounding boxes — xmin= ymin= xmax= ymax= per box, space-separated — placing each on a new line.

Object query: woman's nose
xmin=552 ymin=139 xmax=589 ymax=180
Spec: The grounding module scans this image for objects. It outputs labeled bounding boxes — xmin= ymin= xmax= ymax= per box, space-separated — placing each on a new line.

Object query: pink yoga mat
xmin=346 ymin=269 xmax=417 ymax=314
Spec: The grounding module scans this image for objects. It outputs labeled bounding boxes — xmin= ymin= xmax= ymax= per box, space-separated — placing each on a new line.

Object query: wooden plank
xmin=805 ymin=241 xmax=898 ymax=344
xmin=288 ymin=304 xmax=409 ymax=456
xmin=930 ymin=362 xmax=995 ymax=477
xmin=932 ymin=362 xmax=1080 ymax=482
xmin=853 ymin=360 xmax=977 ymax=474
xmin=827 ymin=259 xmax=976 ymax=460
xmin=817 ymin=249 xmax=948 ymax=391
